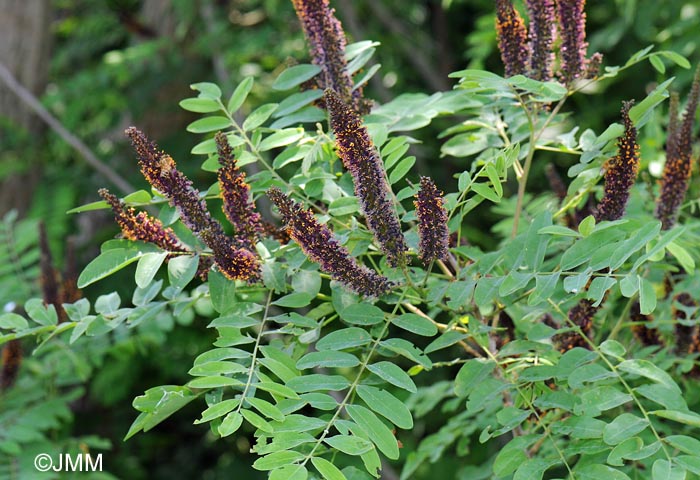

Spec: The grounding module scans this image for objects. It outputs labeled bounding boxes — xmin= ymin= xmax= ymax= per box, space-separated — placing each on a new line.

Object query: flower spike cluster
xmin=655 ymin=66 xmax=700 ymax=230
xmin=39 ymin=221 xmax=60 ymax=318
xmin=216 ymin=132 xmax=264 ymax=250
xmin=555 ymin=299 xmax=598 ymax=352
xmin=100 ymin=188 xmax=186 ymax=253
xmin=673 ymin=293 xmax=700 ymax=356
xmin=545 ymin=163 xmax=568 ymax=202
xmin=267 ymin=187 xmax=392 ymax=297
xmin=38 ymin=222 xmax=82 ymax=323
xmin=594 ymin=101 xmax=639 ymax=222
xmin=324 ymin=89 xmax=407 ymax=267
xmin=291 ymin=0 xmax=368 ymax=113
xmin=494 ymin=0 xmax=601 ymax=83
xmin=414 ymin=176 xmax=449 ymax=265
xmin=101 ymin=188 xmax=216 ymax=280
xmin=1 ymin=340 xmax=21 ymax=391
xmin=525 ymin=0 xmax=555 ymax=81
xmin=631 ymin=301 xmax=662 ymax=347
xmin=556 ymin=0 xmax=588 ymax=84
xmin=495 ymin=0 xmax=529 ymax=77
xmin=124 ymin=127 xmax=259 ymax=281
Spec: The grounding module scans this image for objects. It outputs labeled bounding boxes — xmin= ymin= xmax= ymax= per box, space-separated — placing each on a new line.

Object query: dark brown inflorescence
xmin=414 ymin=176 xmax=449 ymax=265
xmin=100 ymin=188 xmax=186 ymax=253
xmin=324 ymin=89 xmax=407 ymax=267
xmin=1 ymin=339 xmax=22 ymax=391
xmin=495 ymin=0 xmax=529 ymax=77
xmin=556 ymin=0 xmax=588 ymax=83
xmin=267 ymin=187 xmax=393 ymax=297
xmin=585 ymin=52 xmax=604 ymax=79
xmin=555 ymin=299 xmax=599 ymax=351
xmin=291 ymin=0 xmax=368 ymax=113
xmin=38 ymin=223 xmax=83 ymax=323
xmin=630 ymin=301 xmax=662 ymax=347
xmin=673 ymin=292 xmax=699 ymax=355
xmin=594 ymin=101 xmax=639 ymax=222
xmin=61 ymin=238 xmax=82 ymax=305
xmin=655 ymin=67 xmax=700 ymax=230
xmin=39 ymin=221 xmax=61 ymax=319
xmin=545 ymin=163 xmax=568 ymax=202
xmin=525 ymin=0 xmax=555 ymax=81
xmin=124 ymin=127 xmax=259 ymax=281
xmin=100 ymin=188 xmax=215 ymax=280
xmin=216 ymin=132 xmax=264 ymax=250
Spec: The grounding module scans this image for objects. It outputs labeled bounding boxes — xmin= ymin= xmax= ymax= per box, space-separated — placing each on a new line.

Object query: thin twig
xmin=364 ymin=1 xmax=449 ymax=92
xmin=0 ymin=61 xmax=134 ymax=194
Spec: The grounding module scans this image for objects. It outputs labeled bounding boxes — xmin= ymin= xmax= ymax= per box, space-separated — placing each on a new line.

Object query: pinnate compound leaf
xmin=194 ymin=398 xmax=239 ymax=424
xmin=78 ymin=247 xmax=156 ymax=288
xmin=243 ymin=103 xmax=278 ymax=131
xmin=218 ymin=412 xmax=243 ymax=437
xmin=127 ymin=386 xmax=198 ymax=439
xmin=367 ymin=362 xmax=417 ymax=393
xmin=135 ymin=252 xmax=168 ymax=288
xmin=665 ymin=435 xmax=700 ymax=455
xmin=253 ymin=450 xmax=305 ymax=471
xmin=259 ymin=128 xmax=304 ymax=151
xmin=607 ymin=437 xmax=643 ymax=466
xmin=0 ymin=313 xmax=28 ymax=331
xmin=324 ymin=435 xmax=373 ymax=456
xmin=675 ymin=456 xmax=700 ymax=475
xmin=316 ymin=328 xmax=372 ymax=351
xmin=340 ymin=304 xmax=384 ymax=325
xmin=575 ymin=464 xmax=631 ymax=480
xmin=651 ymin=459 xmax=686 ymax=480
xmin=187 ymin=116 xmax=232 ymax=133
xmin=603 ymin=413 xmax=648 ymax=445
xmin=247 ymin=397 xmax=285 ymax=422
xmin=356 ymin=385 xmax=413 ymax=429
xmin=272 ymin=292 xmax=313 ymax=308
xmin=639 ymin=278 xmax=657 ymax=314
xmin=618 ymin=360 xmax=681 ymax=393
xmin=270 ymin=465 xmax=308 ymax=480
xmin=179 ymin=97 xmax=220 ymax=113
xmin=455 ymin=359 xmax=496 ymax=397
xmin=228 ymin=76 xmax=253 ymax=113
xmin=241 ymin=409 xmax=274 ymax=433
xmin=391 ymin=313 xmax=437 ymax=337
xmin=651 ymin=409 xmax=700 ymax=427
xmin=273 ymin=64 xmax=322 ymax=90
xmin=296 ymin=351 xmax=360 ymax=370
xmin=513 ymin=458 xmax=558 ymax=480
xmin=311 ymin=456 xmax=347 ymax=480
xmin=190 ymin=82 xmax=221 ymax=99
xmin=167 ymin=254 xmax=199 ymax=292
xmin=286 ymin=374 xmax=350 ymax=393
xmin=345 ymin=404 xmax=400 ymax=460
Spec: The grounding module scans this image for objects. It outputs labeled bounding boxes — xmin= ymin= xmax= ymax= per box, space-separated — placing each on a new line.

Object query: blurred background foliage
xmin=1 ymin=0 xmax=700 ymax=478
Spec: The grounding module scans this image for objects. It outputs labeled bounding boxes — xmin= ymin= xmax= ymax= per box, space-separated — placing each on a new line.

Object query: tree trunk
xmin=0 ymin=1 xmax=52 ymax=216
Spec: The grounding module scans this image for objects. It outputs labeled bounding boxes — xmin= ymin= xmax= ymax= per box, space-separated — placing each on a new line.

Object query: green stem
xmin=235 ymin=290 xmax=273 ymax=415
xmin=511 ymin=95 xmax=568 ymax=238
xmin=547 ymin=299 xmax=672 ymax=461
xmin=298 ymin=288 xmax=410 ymax=469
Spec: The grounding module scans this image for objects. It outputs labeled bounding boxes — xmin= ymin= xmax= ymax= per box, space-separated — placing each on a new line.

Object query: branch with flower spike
xmin=267 ymin=187 xmax=392 ymax=297
xmin=324 ymin=89 xmax=407 ymax=268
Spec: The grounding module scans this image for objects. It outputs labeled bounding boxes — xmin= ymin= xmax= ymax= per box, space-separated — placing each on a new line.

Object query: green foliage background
xmin=2 ymin=1 xmax=700 ymax=479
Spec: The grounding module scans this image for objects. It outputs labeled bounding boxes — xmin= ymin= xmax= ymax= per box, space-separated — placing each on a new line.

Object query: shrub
xmin=3 ymin=1 xmax=700 ymax=478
